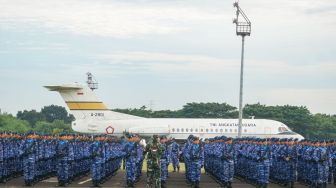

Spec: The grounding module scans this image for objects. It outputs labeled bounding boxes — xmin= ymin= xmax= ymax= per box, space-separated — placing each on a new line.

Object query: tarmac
xmin=0 ymin=169 xmax=310 ymax=188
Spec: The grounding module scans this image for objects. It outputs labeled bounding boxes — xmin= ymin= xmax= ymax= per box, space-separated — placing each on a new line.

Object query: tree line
xmin=0 ymin=105 xmax=74 ymax=134
xmin=0 ymin=103 xmax=334 ymax=139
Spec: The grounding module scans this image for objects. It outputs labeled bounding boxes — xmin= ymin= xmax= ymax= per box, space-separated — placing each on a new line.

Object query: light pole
xmin=233 ymin=2 xmax=251 ymax=138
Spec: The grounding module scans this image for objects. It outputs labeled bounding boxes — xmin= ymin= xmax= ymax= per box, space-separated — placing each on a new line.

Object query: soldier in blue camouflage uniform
xmin=124 ymin=134 xmax=138 ymax=187
xmin=331 ymin=140 xmax=336 ymax=185
xmin=56 ymin=134 xmax=73 ymax=186
xmin=183 ymin=135 xmax=194 ymax=184
xmin=22 ymin=132 xmax=38 ymax=186
xmin=170 ymin=138 xmax=180 ymax=172
xmin=0 ymin=132 xmax=5 ymax=183
xmin=189 ymin=136 xmax=204 ymax=188
xmin=312 ymin=140 xmax=329 ymax=188
xmin=160 ymin=135 xmax=170 ymax=188
xmin=220 ymin=137 xmax=234 ymax=188
xmin=90 ymin=135 xmax=105 ymax=186
xmin=270 ymin=138 xmax=297 ymax=187
xmin=134 ymin=135 xmax=144 ymax=182
xmin=255 ymin=139 xmax=271 ymax=188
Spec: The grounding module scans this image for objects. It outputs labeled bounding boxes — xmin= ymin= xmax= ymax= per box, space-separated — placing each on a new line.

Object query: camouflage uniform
xmin=144 ymin=135 xmax=163 ymax=188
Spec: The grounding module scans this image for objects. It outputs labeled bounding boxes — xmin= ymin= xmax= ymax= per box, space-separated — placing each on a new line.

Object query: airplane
xmin=44 ymin=83 xmax=304 ymax=140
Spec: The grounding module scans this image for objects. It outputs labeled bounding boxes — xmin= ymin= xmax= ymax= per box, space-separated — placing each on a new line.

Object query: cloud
xmin=0 ymin=0 xmax=224 ymax=38
xmin=97 ymin=51 xmax=336 ymax=76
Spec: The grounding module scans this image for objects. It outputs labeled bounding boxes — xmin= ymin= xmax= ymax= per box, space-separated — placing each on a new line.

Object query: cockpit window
xmin=278 ymin=127 xmax=289 ymax=133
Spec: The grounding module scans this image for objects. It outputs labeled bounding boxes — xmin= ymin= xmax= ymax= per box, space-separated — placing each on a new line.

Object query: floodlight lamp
xmin=233 ymin=18 xmax=238 ymax=24
xmin=233 ymin=2 xmax=238 ymax=8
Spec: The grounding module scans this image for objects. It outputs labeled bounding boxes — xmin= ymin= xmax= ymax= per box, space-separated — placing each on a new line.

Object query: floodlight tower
xmin=233 ymin=2 xmax=251 ymax=138
xmin=86 ymin=72 xmax=98 ymax=91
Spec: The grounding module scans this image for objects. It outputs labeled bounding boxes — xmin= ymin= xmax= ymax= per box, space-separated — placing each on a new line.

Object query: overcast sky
xmin=0 ymin=0 xmax=335 ymax=115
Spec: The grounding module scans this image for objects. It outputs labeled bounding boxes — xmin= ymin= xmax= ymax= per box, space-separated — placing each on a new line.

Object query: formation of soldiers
xmin=204 ymin=136 xmax=234 ymax=188
xmin=205 ymin=136 xmax=336 ymax=188
xmin=1 ymin=131 xmax=336 ymax=188
xmin=0 ymin=132 xmax=128 ymax=187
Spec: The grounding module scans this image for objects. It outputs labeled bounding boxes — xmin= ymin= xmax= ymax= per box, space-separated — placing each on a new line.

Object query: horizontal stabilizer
xmin=44 ymin=84 xmax=82 ymax=91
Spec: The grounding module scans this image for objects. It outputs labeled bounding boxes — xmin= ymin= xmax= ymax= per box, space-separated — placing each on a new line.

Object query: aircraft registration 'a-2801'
xmin=44 ymin=83 xmax=304 ymax=140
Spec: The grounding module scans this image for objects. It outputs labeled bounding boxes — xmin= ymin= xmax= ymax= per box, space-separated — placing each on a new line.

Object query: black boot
xmin=195 ymin=181 xmax=200 ymax=188
xmin=161 ymin=180 xmax=167 ymax=188
xmin=227 ymin=181 xmax=232 ymax=188
xmin=127 ymin=181 xmax=134 ymax=187
xmin=190 ymin=181 xmax=195 ymax=188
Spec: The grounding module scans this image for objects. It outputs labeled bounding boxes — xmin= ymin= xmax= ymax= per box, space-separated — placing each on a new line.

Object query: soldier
xmin=255 ymin=139 xmax=270 ymax=188
xmin=189 ymin=136 xmax=203 ymax=188
xmin=135 ymin=135 xmax=144 ymax=181
xmin=331 ymin=140 xmax=336 ymax=185
xmin=0 ymin=132 xmax=5 ymax=183
xmin=124 ymin=134 xmax=138 ymax=187
xmin=91 ymin=135 xmax=105 ymax=187
xmin=160 ymin=135 xmax=170 ymax=188
xmin=312 ymin=140 xmax=329 ymax=188
xmin=183 ymin=135 xmax=194 ymax=184
xmin=170 ymin=138 xmax=180 ymax=172
xmin=221 ymin=137 xmax=234 ymax=188
xmin=144 ymin=135 xmax=163 ymax=188
xmin=56 ymin=134 xmax=72 ymax=186
xmin=22 ymin=132 xmax=38 ymax=186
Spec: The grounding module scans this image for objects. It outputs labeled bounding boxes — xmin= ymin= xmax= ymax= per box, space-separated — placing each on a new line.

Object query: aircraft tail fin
xmin=44 ymin=83 xmax=142 ymax=120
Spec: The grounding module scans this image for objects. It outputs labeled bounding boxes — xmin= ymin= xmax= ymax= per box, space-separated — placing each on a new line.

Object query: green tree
xmin=34 ymin=120 xmax=73 ymax=134
xmin=41 ymin=105 xmax=75 ymax=123
xmin=179 ymin=102 xmax=237 ymax=118
xmin=0 ymin=114 xmax=30 ymax=133
xmin=16 ymin=110 xmax=45 ymax=128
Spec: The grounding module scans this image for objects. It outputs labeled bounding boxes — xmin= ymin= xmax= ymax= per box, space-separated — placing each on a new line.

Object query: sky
xmin=0 ymin=0 xmax=335 ymax=115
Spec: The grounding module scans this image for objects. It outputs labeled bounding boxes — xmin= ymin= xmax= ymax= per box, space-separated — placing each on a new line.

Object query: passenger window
xmin=190 ymin=128 xmax=193 ymax=132
xmin=244 ymin=129 xmax=247 ymax=132
xmin=230 ymin=129 xmax=232 ymax=132
xmin=220 ymin=129 xmax=223 ymax=133
xmin=200 ymin=129 xmax=203 ymax=132
xmin=181 ymin=128 xmax=184 ymax=132
xmin=225 ymin=129 xmax=228 ymax=132
xmin=177 ymin=128 xmax=179 ymax=132
xmin=210 ymin=129 xmax=213 ymax=132
xmin=195 ymin=129 xmax=198 ymax=132
xmin=186 ymin=128 xmax=188 ymax=132
xmin=206 ymin=129 xmax=209 ymax=132
xmin=172 ymin=128 xmax=175 ymax=132
xmin=234 ymin=129 xmax=237 ymax=132
xmin=215 ymin=129 xmax=218 ymax=132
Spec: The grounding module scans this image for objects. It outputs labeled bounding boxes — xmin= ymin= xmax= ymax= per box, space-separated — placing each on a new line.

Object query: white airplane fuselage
xmin=45 ymin=83 xmax=304 ymax=140
xmin=72 ymin=115 xmax=304 ymax=140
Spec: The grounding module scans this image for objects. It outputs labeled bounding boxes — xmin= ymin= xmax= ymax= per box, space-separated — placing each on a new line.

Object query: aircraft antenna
xmin=233 ymin=2 xmax=251 ymax=138
xmin=86 ymin=72 xmax=98 ymax=91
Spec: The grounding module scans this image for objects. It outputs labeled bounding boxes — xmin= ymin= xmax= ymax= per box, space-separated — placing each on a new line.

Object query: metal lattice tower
xmin=233 ymin=2 xmax=251 ymax=37
xmin=86 ymin=72 xmax=98 ymax=91
xmin=233 ymin=2 xmax=251 ymax=138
